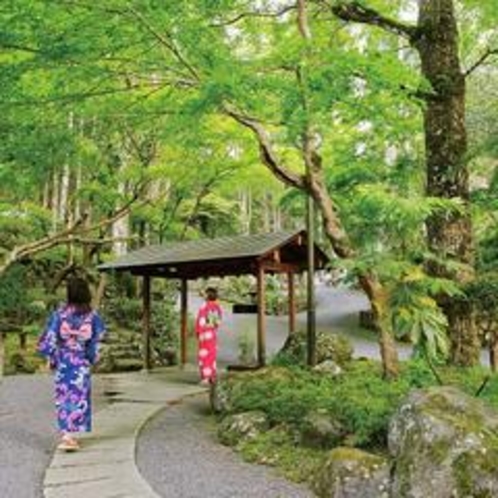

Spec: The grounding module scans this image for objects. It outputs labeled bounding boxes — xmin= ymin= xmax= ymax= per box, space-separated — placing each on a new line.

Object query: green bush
xmin=101 ymin=289 xmax=180 ymax=366
xmin=219 ymin=360 xmax=498 ymax=450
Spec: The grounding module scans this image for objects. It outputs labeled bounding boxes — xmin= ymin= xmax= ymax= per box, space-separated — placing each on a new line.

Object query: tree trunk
xmin=112 ymin=157 xmax=130 ymax=257
xmin=239 ymin=188 xmax=252 ymax=234
xmin=309 ymin=160 xmax=399 ymax=378
xmin=415 ymin=0 xmax=477 ymax=365
xmin=51 ymin=167 xmax=60 ymax=233
xmin=490 ymin=333 xmax=498 ymax=373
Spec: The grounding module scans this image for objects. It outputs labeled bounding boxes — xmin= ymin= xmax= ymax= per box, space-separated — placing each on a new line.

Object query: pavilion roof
xmin=99 ymin=229 xmax=328 ymax=279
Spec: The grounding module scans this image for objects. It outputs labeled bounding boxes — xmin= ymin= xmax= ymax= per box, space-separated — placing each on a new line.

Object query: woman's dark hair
xmin=205 ymin=287 xmax=218 ymax=301
xmin=67 ymin=277 xmax=92 ymax=313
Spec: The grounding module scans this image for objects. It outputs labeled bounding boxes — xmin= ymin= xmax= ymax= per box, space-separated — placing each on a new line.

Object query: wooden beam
xmin=142 ymin=275 xmax=152 ymax=371
xmin=180 ymin=279 xmax=188 ymax=366
xmin=260 ymin=261 xmax=299 ymax=273
xmin=288 ymin=271 xmax=296 ymax=335
xmin=257 ymin=265 xmax=266 ymax=366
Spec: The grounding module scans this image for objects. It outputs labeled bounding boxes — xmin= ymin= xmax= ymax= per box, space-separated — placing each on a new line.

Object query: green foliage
xmin=101 ymin=279 xmax=180 ymax=367
xmin=465 ymin=274 xmax=498 ymax=314
xmin=0 ymin=203 xmax=51 ymax=251
xmin=0 ymin=0 xmax=497 ymax=383
xmin=388 ymin=268 xmax=461 ymax=361
xmin=238 ymin=426 xmax=326 ymax=483
xmin=478 ymin=230 xmax=498 ymax=273
xmin=465 ymin=275 xmax=498 ymax=343
xmin=0 ymin=264 xmax=27 ymax=319
xmin=220 ymin=360 xmax=498 ymax=454
xmin=236 ymin=328 xmax=256 ymax=364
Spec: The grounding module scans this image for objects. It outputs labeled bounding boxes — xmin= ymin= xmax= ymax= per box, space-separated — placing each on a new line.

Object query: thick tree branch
xmin=224 ymin=106 xmax=305 ymax=190
xmin=0 ymin=195 xmax=143 ymax=277
xmin=297 ymin=0 xmax=312 ymax=39
xmin=465 ymin=48 xmax=498 ymax=77
xmin=211 ymin=5 xmax=295 ymax=27
xmin=180 ymin=165 xmax=240 ymax=239
xmin=331 ymin=1 xmax=418 ymax=40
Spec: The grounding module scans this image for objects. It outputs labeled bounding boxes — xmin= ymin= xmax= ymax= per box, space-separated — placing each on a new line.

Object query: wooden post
xmin=257 ymin=265 xmax=266 ymax=366
xmin=180 ymin=279 xmax=188 ymax=367
xmin=20 ymin=332 xmax=27 ymax=352
xmin=142 ymin=275 xmax=152 ymax=371
xmin=288 ymin=271 xmax=296 ymax=335
xmin=307 ymin=197 xmax=317 ymax=367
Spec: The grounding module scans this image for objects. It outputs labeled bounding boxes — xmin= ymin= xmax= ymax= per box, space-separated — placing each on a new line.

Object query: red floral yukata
xmin=195 ymin=300 xmax=223 ymax=382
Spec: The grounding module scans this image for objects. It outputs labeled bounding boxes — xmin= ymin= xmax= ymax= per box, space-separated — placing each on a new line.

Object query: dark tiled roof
xmin=99 ymin=230 xmax=305 ymax=271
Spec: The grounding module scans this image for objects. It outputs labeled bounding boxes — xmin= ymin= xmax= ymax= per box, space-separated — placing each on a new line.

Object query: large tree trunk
xmin=309 ymin=158 xmax=399 ymax=378
xmin=329 ymin=0 xmax=478 ymax=366
xmin=415 ymin=0 xmax=477 ymax=365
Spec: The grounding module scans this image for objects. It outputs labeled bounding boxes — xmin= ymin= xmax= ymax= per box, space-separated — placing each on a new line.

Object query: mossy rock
xmin=218 ymin=411 xmax=270 ymax=447
xmin=389 ymin=386 xmax=498 ymax=497
xmin=275 ymin=331 xmax=353 ymax=367
xmin=299 ymin=409 xmax=346 ymax=449
xmin=311 ymin=446 xmax=389 ymax=498
xmin=7 ymin=352 xmax=37 ymax=374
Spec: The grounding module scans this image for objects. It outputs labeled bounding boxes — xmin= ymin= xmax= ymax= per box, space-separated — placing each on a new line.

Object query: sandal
xmin=57 ymin=437 xmax=80 ymax=452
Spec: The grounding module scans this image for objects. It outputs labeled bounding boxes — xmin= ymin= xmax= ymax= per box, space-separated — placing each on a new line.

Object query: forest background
xmin=0 ymin=0 xmax=497 ymax=377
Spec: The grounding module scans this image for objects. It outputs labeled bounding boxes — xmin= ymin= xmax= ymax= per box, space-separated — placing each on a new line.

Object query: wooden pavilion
xmin=98 ymin=229 xmax=328 ymax=369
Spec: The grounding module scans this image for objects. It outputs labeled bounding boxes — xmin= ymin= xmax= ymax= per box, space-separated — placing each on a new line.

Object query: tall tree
xmin=326 ymin=0 xmax=492 ymax=365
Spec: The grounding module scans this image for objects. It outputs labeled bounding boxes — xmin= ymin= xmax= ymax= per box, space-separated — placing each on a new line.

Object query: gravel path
xmin=0 ymin=373 xmax=108 ymax=498
xmin=136 ymin=395 xmax=314 ymax=498
xmin=0 ymin=374 xmax=56 ymax=498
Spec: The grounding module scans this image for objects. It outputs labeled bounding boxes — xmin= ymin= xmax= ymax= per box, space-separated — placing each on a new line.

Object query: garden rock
xmin=311 ymin=447 xmax=389 ymax=498
xmin=389 ymin=386 xmax=498 ymax=497
xmin=218 ymin=411 xmax=269 ymax=447
xmin=313 ymin=360 xmax=343 ymax=377
xmin=300 ymin=409 xmax=346 ymax=449
xmin=278 ymin=331 xmax=353 ymax=366
xmin=210 ymin=377 xmax=233 ymax=414
xmin=8 ymin=352 xmax=37 ymax=374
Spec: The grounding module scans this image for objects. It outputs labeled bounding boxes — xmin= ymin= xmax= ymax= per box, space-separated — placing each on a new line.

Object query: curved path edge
xmin=42 ymin=369 xmax=204 ymax=498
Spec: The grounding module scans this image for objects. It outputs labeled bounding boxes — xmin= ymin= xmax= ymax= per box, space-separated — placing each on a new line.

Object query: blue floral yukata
xmin=38 ymin=306 xmax=105 ymax=434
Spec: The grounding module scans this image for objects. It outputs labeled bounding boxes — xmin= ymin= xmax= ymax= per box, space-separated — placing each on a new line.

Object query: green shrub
xmin=101 ymin=289 xmax=180 ymax=367
xmin=220 ymin=359 xmax=498 ymax=451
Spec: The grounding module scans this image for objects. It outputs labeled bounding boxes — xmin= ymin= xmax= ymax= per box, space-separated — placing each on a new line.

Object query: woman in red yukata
xmin=195 ymin=287 xmax=223 ymax=385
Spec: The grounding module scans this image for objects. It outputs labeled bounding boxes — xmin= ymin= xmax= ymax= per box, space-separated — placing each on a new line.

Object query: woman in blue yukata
xmin=38 ymin=276 xmax=106 ymax=451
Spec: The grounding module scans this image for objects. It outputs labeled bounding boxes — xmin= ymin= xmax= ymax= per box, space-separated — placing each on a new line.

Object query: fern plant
xmin=388 ymin=267 xmax=462 ymax=361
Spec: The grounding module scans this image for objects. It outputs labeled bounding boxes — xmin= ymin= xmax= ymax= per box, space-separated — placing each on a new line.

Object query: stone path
xmin=42 ymin=369 xmax=203 ymax=498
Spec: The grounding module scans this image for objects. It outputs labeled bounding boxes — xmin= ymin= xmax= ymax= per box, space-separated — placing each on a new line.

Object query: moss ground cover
xmin=216 ymin=359 xmax=498 ymax=485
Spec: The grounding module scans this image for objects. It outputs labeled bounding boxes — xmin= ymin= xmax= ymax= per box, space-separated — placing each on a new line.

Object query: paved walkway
xmin=42 ymin=369 xmax=203 ymax=498
xmin=0 ymin=374 xmax=55 ymax=498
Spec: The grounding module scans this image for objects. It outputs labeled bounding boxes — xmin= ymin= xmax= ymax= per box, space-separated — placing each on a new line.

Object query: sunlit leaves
xmin=388 ymin=267 xmax=463 ymax=360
